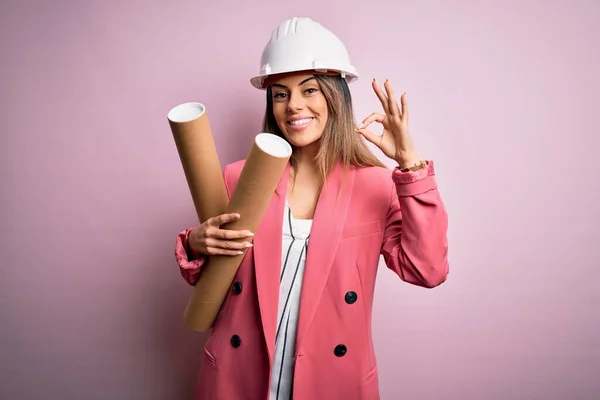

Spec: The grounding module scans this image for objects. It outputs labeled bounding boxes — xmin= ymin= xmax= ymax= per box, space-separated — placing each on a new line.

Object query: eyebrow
xmin=271 ymin=76 xmax=316 ymax=89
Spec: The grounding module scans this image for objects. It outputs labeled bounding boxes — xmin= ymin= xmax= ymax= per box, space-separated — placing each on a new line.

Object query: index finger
xmin=208 ymin=213 xmax=240 ymax=227
xmin=358 ymin=112 xmax=386 ymax=129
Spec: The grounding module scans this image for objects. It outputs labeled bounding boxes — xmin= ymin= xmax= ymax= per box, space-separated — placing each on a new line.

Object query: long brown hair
xmin=262 ymin=74 xmax=385 ymax=184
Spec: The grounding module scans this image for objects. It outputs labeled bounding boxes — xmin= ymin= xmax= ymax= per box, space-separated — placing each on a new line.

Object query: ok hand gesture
xmin=356 ymin=79 xmax=420 ymax=168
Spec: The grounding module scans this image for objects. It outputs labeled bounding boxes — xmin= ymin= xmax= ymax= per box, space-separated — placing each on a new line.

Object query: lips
xmin=285 ymin=117 xmax=314 ymax=132
xmin=287 ymin=117 xmax=314 ymax=126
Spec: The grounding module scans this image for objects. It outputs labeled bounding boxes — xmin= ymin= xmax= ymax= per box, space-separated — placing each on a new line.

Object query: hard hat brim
xmin=250 ymin=68 xmax=359 ymax=90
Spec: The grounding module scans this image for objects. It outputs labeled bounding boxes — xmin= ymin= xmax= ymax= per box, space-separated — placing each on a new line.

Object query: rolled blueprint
xmin=167 ymin=102 xmax=228 ymax=224
xmin=183 ymin=133 xmax=292 ymax=331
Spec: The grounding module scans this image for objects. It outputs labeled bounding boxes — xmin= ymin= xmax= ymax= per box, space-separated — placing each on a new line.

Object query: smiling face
xmin=269 ymin=73 xmax=329 ymax=149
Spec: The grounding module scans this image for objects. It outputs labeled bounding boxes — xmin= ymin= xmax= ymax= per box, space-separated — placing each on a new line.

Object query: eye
xmin=305 ymin=88 xmax=318 ymax=94
xmin=273 ymin=92 xmax=288 ymax=100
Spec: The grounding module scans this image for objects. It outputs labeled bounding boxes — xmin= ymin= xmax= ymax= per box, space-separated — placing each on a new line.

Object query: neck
xmin=291 ymin=143 xmax=319 ymax=180
xmin=292 ymin=142 xmax=319 ymax=175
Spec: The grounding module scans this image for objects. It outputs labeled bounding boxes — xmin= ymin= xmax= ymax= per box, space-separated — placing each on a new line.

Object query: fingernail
xmin=245 ymin=232 xmax=254 ymax=237
xmin=237 ymin=251 xmax=244 ymax=255
xmin=245 ymin=243 xmax=253 ymax=248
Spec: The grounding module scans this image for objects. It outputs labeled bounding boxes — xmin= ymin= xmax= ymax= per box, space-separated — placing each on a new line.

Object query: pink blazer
xmin=175 ymin=159 xmax=449 ymax=400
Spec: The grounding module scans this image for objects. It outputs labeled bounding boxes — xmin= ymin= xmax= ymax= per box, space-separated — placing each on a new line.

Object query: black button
xmin=334 ymin=344 xmax=347 ymax=357
xmin=230 ymin=334 xmax=241 ymax=348
xmin=232 ymin=282 xmax=242 ymax=294
xmin=345 ymin=291 xmax=357 ymax=304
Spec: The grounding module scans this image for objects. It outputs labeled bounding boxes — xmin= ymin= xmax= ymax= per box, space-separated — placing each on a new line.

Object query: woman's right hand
xmin=188 ymin=213 xmax=254 ymax=256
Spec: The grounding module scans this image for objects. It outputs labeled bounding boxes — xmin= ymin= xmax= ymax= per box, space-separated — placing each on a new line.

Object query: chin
xmin=283 ymin=131 xmax=321 ymax=148
xmin=280 ymin=124 xmax=323 ymax=147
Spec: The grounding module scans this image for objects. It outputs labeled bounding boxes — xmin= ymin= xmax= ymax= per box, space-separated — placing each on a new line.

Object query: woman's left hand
xmin=356 ymin=79 xmax=420 ymax=168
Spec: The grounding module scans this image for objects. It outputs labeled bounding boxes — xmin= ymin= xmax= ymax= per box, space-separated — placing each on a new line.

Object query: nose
xmin=287 ymin=90 xmax=304 ymax=112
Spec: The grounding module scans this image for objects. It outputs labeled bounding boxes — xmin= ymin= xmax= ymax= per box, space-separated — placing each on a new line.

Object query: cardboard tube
xmin=183 ymin=133 xmax=292 ymax=331
xmin=167 ymin=102 xmax=228 ymax=223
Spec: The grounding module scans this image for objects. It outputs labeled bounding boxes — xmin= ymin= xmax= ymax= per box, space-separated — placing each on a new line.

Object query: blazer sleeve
xmin=175 ymin=227 xmax=208 ymax=286
xmin=174 ymin=164 xmax=233 ymax=286
xmin=380 ymin=160 xmax=449 ymax=288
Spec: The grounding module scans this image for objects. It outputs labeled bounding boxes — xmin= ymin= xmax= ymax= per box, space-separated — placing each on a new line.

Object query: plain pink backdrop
xmin=1 ymin=0 xmax=598 ymax=399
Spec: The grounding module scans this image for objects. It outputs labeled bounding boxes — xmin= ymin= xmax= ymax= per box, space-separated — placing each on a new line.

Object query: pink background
xmin=1 ymin=0 xmax=599 ymax=399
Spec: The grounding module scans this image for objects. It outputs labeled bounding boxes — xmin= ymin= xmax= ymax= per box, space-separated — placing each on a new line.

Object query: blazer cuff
xmin=392 ymin=160 xmax=438 ymax=197
xmin=175 ymin=228 xmax=207 ymax=286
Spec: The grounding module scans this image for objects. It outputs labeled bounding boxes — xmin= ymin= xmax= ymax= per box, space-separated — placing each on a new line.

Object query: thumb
xmin=356 ymin=127 xmax=383 ymax=147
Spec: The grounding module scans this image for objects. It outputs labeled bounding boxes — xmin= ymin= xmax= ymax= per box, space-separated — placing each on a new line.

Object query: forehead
xmin=268 ymin=71 xmax=317 ymax=88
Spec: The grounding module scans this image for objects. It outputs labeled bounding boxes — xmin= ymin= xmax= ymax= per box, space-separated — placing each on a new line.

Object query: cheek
xmin=314 ymin=97 xmax=328 ymax=122
xmin=272 ymin=105 xmax=287 ymax=126
xmin=273 ymin=104 xmax=283 ymax=118
xmin=318 ymin=105 xmax=328 ymax=125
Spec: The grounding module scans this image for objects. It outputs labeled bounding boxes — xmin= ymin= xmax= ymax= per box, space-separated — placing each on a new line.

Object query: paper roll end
xmin=168 ymin=102 xmax=206 ymax=123
xmin=255 ymin=133 xmax=292 ymax=158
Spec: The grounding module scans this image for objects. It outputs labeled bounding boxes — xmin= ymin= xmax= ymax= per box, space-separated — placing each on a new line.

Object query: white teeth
xmin=289 ymin=118 xmax=313 ymax=125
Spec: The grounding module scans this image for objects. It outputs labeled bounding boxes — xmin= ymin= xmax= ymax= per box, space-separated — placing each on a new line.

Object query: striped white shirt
xmin=268 ymin=201 xmax=312 ymax=400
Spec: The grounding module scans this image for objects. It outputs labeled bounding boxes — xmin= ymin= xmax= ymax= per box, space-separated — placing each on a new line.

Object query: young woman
xmin=175 ymin=17 xmax=449 ymax=400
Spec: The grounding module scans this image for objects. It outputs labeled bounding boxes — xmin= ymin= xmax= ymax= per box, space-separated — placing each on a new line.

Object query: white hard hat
xmin=250 ymin=17 xmax=359 ymax=89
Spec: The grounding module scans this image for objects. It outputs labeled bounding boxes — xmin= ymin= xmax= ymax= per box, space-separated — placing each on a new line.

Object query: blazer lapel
xmin=252 ymin=162 xmax=289 ymax=365
xmin=295 ymin=163 xmax=355 ymax=355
